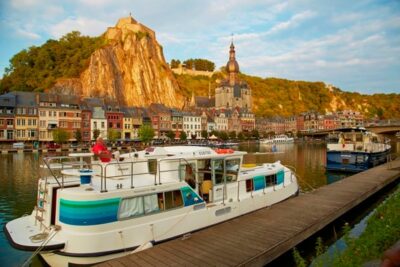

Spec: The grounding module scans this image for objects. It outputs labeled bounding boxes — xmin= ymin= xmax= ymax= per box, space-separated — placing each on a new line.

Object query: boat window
xmin=225 ymin=158 xmax=240 ymax=182
xmin=144 ymin=194 xmax=160 ymax=214
xmin=164 ymin=190 xmax=183 ymax=210
xmin=213 ymin=159 xmax=224 ymax=185
xmin=265 ymin=174 xmax=277 ymax=186
xmin=148 ymin=159 xmax=157 ymax=174
xmin=246 ymin=179 xmax=253 ymax=192
xmin=180 ymin=163 xmax=196 ymax=189
xmin=355 ymin=134 xmax=363 ymax=142
xmin=119 ymin=197 xmax=144 ymax=219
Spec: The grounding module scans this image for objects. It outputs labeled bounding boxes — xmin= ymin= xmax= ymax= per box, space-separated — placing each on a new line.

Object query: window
xmin=119 ymin=197 xmax=144 ymax=219
xmin=265 ymin=174 xmax=277 ymax=187
xmin=101 ymin=122 xmax=105 ymax=128
xmin=226 ymin=159 xmax=240 ymax=182
xmin=144 ymin=194 xmax=159 ymax=214
xmin=164 ymin=190 xmax=183 ymax=210
xmin=212 ymin=159 xmax=224 ymax=185
xmin=0 ymin=119 xmax=3 ymax=126
xmin=246 ymin=179 xmax=253 ymax=192
xmin=148 ymin=159 xmax=157 ymax=174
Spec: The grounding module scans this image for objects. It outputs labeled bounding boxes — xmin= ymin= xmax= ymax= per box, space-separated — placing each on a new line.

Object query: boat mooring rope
xmin=21 ymin=227 xmax=60 ymax=267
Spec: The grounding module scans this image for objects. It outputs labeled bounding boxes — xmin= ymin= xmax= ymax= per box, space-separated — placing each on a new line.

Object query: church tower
xmin=215 ymin=42 xmax=252 ymax=111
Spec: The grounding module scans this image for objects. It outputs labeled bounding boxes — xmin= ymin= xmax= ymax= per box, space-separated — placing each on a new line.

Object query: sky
xmin=0 ymin=0 xmax=399 ymax=94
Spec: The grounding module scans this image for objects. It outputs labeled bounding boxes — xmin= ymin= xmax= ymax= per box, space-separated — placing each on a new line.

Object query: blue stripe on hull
xmin=326 ymin=149 xmax=390 ymax=172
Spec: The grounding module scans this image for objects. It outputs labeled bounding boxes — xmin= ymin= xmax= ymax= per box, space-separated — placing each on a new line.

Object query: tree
xmin=180 ymin=131 xmax=187 ymax=141
xmin=251 ymin=129 xmax=259 ymax=139
xmin=107 ymin=129 xmax=120 ymax=143
xmin=229 ymin=131 xmax=237 ymax=139
xmin=219 ymin=131 xmax=228 ymax=141
xmin=170 ymin=59 xmax=181 ymax=68
xmin=138 ymin=124 xmax=155 ymax=145
xmin=93 ymin=129 xmax=100 ymax=140
xmin=166 ymin=130 xmax=175 ymax=141
xmin=238 ymin=132 xmax=245 ymax=141
xmin=201 ymin=130 xmax=208 ymax=139
xmin=52 ymin=128 xmax=69 ymax=144
xmin=74 ymin=129 xmax=82 ymax=143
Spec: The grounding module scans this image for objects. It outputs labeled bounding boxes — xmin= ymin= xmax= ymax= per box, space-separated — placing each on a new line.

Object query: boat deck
xmin=96 ymin=159 xmax=400 ymax=267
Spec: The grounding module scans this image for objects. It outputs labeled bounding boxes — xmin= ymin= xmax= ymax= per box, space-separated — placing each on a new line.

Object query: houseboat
xmin=260 ymin=134 xmax=294 ymax=144
xmin=326 ymin=128 xmax=391 ymax=172
xmin=5 ymin=146 xmax=299 ymax=266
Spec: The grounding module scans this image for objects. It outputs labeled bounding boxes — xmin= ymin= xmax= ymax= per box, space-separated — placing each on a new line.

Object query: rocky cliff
xmin=52 ymin=16 xmax=183 ymax=108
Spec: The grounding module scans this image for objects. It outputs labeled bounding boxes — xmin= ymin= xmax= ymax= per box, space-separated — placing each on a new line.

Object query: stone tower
xmin=215 ymin=42 xmax=252 ymax=111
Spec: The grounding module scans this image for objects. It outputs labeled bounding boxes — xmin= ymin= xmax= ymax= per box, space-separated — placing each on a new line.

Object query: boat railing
xmin=42 ymin=155 xmax=192 ymax=192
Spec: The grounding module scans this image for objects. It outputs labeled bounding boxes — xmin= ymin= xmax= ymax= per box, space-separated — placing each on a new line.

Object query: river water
xmin=1 ymin=137 xmax=399 ymax=266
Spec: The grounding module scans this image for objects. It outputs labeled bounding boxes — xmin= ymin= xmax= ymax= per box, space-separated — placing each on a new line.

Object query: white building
xmin=183 ymin=113 xmax=202 ymax=139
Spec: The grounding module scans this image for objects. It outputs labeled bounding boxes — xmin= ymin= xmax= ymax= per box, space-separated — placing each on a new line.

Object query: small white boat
xmin=5 ymin=146 xmax=299 ymax=266
xmin=260 ymin=134 xmax=294 ymax=144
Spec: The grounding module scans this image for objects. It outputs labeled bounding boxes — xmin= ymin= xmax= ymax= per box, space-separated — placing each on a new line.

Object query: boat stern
xmin=4 ymin=214 xmax=64 ymax=251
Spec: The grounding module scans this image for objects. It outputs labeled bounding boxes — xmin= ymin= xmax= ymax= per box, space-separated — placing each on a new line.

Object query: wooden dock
xmin=97 ymin=159 xmax=400 ymax=267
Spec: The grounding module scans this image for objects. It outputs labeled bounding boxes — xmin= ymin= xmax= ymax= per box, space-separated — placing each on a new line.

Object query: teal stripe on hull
xmin=60 ymin=198 xmax=120 ymax=226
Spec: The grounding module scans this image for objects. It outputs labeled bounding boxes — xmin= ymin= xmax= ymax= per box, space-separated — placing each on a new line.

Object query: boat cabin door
xmin=211 ymin=159 xmax=225 ymax=202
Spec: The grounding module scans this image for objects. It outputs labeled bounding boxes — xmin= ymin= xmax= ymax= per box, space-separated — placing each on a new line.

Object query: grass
xmin=293 ymin=185 xmax=400 ymax=266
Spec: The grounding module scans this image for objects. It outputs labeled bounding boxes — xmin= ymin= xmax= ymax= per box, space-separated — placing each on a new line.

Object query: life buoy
xmin=215 ymin=148 xmax=234 ymax=154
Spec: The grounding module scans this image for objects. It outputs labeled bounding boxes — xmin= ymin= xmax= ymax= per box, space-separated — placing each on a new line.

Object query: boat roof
xmin=122 ymin=146 xmax=246 ymax=159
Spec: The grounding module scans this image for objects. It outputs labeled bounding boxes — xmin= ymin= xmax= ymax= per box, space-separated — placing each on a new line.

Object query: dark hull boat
xmin=326 ymin=127 xmax=391 ymax=172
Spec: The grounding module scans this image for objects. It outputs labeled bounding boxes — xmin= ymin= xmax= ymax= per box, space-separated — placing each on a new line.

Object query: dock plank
xmin=98 ymin=160 xmax=400 ymax=267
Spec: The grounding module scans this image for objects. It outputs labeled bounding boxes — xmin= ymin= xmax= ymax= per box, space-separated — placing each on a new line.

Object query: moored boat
xmin=326 ymin=127 xmax=391 ymax=172
xmin=5 ymin=146 xmax=298 ymax=266
xmin=260 ymin=134 xmax=294 ymax=144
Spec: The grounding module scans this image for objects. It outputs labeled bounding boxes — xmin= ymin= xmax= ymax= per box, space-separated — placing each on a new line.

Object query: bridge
xmin=300 ymin=124 xmax=400 ymax=138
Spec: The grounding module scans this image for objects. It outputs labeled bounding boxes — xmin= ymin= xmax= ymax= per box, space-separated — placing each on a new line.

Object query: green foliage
xmin=74 ymin=129 xmax=82 ymax=143
xmin=170 ymin=59 xmax=181 ymax=68
xmin=174 ymin=73 xmax=400 ymax=119
xmin=0 ymin=31 xmax=105 ymax=93
xmin=292 ymin=248 xmax=307 ymax=267
xmin=229 ymin=131 xmax=237 ymax=139
xmin=219 ymin=131 xmax=228 ymax=141
xmin=107 ymin=129 xmax=120 ymax=143
xmin=180 ymin=131 xmax=187 ymax=141
xmin=293 ymin=187 xmax=400 ymax=267
xmin=183 ymin=58 xmax=215 ymax=71
xmin=201 ymin=130 xmax=208 ymax=139
xmin=166 ymin=130 xmax=175 ymax=140
xmin=251 ymin=129 xmax=259 ymax=139
xmin=52 ymin=128 xmax=69 ymax=144
xmin=138 ymin=124 xmax=155 ymax=144
xmin=237 ymin=132 xmax=245 ymax=141
xmin=93 ymin=129 xmax=100 ymax=140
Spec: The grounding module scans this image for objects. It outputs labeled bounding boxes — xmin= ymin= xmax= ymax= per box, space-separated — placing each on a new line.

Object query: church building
xmin=215 ymin=42 xmax=252 ymax=111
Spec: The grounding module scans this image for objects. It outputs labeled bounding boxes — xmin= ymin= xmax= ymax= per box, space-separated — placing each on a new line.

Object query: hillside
xmin=0 ymin=16 xmax=183 ymax=108
xmin=175 ymin=73 xmax=400 ymax=119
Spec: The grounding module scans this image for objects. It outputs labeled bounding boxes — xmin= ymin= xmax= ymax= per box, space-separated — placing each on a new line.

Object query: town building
xmin=13 ymin=92 xmax=38 ymax=142
xmin=148 ymin=103 xmax=172 ymax=139
xmin=182 ymin=112 xmax=202 ymax=139
xmin=0 ymin=93 xmax=16 ymax=141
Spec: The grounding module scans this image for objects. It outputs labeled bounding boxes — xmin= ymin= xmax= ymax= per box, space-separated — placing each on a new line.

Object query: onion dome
xmin=226 ymin=42 xmax=239 ymax=73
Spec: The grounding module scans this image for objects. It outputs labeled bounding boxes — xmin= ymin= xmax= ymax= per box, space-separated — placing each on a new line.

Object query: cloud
xmin=16 ymin=28 xmax=41 ymax=39
xmin=267 ymin=10 xmax=316 ymax=35
xmin=49 ymin=17 xmax=110 ymax=38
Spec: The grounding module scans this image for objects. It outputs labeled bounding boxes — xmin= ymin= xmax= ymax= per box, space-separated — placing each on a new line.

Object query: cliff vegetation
xmin=0 ymin=31 xmax=105 ymax=93
xmin=175 ymin=72 xmax=400 ymax=119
